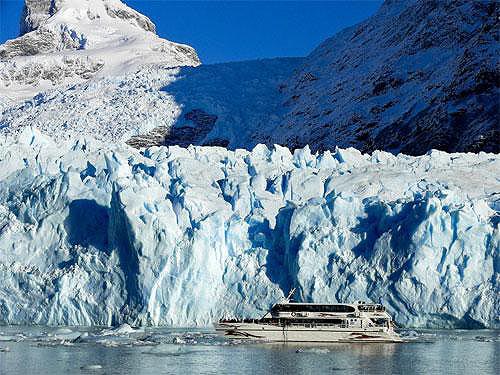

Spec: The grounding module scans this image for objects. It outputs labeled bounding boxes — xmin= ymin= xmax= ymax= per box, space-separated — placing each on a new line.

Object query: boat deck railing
xmin=219 ymin=318 xmax=388 ymax=329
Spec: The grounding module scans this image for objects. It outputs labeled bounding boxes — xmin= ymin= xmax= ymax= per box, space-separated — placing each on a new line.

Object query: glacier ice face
xmin=0 ymin=128 xmax=498 ymax=328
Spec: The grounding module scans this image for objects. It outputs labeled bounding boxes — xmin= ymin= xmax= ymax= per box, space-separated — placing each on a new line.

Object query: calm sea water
xmin=0 ymin=326 xmax=498 ymax=375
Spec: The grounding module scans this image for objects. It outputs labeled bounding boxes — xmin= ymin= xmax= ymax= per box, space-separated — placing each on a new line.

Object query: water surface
xmin=0 ymin=326 xmax=498 ymax=374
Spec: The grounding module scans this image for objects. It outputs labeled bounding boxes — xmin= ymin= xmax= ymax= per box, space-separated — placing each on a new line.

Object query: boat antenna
xmin=285 ymin=288 xmax=296 ymax=302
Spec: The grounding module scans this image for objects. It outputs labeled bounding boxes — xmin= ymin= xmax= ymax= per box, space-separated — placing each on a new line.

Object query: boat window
xmin=371 ymin=318 xmax=388 ymax=326
xmin=289 ymin=318 xmax=344 ymax=325
xmin=358 ymin=304 xmax=385 ymax=312
xmin=272 ymin=304 xmax=355 ymax=313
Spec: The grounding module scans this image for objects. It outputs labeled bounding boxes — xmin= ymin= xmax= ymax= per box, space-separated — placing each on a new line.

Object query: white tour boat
xmin=216 ymin=290 xmax=402 ymax=343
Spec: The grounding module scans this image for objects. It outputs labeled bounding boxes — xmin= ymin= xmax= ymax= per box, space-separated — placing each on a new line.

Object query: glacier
xmin=0 ymin=128 xmax=498 ymax=328
xmin=0 ymin=57 xmax=302 ymax=146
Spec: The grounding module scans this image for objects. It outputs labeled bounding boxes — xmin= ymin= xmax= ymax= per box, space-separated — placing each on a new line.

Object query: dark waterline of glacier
xmin=0 ymin=327 xmax=498 ymax=375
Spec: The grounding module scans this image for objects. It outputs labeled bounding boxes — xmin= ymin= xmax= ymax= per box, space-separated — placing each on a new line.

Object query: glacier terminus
xmin=0 ymin=128 xmax=498 ymax=328
xmin=0 ymin=0 xmax=498 ymax=336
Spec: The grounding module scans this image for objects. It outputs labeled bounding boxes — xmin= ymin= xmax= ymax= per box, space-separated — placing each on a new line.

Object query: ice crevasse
xmin=0 ymin=128 xmax=498 ymax=328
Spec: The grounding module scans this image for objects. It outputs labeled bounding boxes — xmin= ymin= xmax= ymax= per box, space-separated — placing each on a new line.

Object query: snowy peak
xmin=20 ymin=0 xmax=156 ymax=37
xmin=2 ymin=0 xmax=199 ymax=61
xmin=0 ymin=0 xmax=200 ymax=101
xmin=11 ymin=0 xmax=160 ymax=57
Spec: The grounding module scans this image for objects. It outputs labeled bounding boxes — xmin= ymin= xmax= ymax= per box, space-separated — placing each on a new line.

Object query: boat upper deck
xmin=270 ymin=302 xmax=386 ymax=313
xmin=219 ymin=301 xmax=394 ymax=329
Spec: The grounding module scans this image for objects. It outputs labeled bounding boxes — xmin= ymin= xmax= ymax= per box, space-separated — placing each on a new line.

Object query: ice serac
xmin=0 ymin=129 xmax=498 ymax=328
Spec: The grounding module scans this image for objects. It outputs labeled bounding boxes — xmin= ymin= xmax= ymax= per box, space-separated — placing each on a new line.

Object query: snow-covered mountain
xmin=0 ymin=0 xmax=201 ymax=142
xmin=1 ymin=0 xmax=199 ymax=96
xmin=270 ymin=0 xmax=499 ymax=154
xmin=1 ymin=0 xmax=497 ymax=154
xmin=0 ymin=0 xmax=304 ymax=146
xmin=0 ymin=128 xmax=498 ymax=327
xmin=156 ymin=0 xmax=499 ymax=154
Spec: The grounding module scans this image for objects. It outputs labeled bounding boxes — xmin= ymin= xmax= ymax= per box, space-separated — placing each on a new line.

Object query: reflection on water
xmin=267 ymin=341 xmax=399 ymax=356
xmin=0 ymin=327 xmax=498 ymax=375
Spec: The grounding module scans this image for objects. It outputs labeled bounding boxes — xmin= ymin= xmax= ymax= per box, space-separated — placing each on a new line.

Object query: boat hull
xmin=216 ymin=322 xmax=402 ymax=343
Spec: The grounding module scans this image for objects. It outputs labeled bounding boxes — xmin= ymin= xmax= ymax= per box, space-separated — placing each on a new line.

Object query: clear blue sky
xmin=0 ymin=0 xmax=382 ymax=63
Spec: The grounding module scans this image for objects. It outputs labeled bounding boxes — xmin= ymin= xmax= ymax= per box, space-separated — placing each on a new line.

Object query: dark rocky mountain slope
xmin=265 ymin=0 xmax=499 ymax=154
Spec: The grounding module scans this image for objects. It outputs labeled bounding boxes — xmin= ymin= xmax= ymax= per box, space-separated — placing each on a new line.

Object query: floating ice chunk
xmin=96 ymin=339 xmax=121 ymax=348
xmin=172 ymin=337 xmax=186 ymax=345
xmin=403 ymin=330 xmax=419 ymax=337
xmin=302 ymin=348 xmax=330 ymax=354
xmin=143 ymin=343 xmax=206 ymax=357
xmin=473 ymin=336 xmax=495 ymax=343
xmin=100 ymin=324 xmax=143 ymax=336
xmin=80 ymin=365 xmax=103 ymax=370
xmin=0 ymin=334 xmax=24 ymax=342
xmin=54 ymin=329 xmax=82 ymax=342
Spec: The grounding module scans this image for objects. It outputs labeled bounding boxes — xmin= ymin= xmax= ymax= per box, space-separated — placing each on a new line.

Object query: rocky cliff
xmin=269 ymin=0 xmax=499 ymax=154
